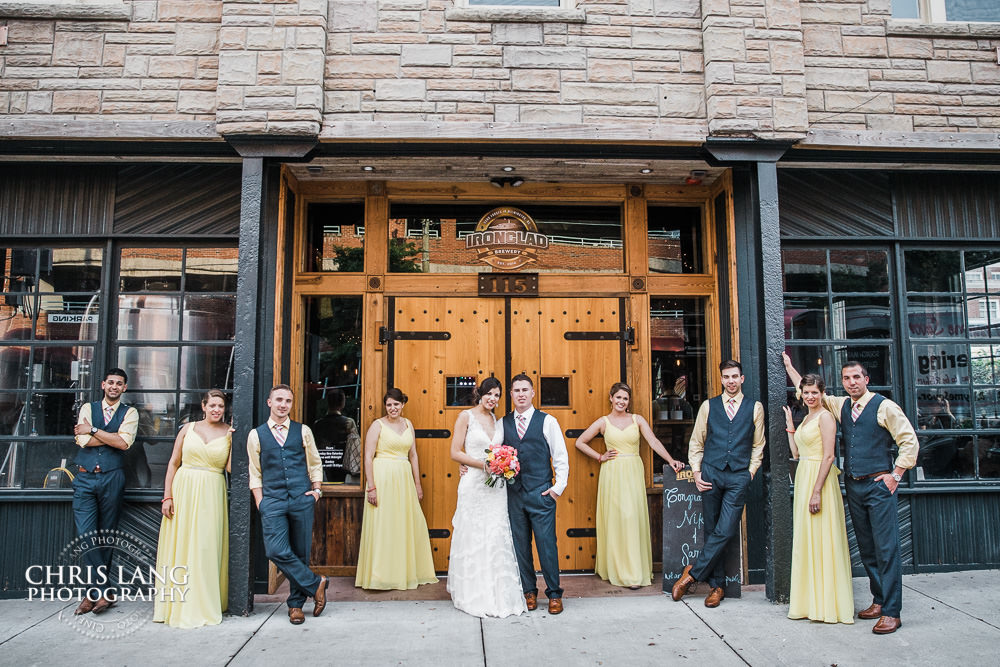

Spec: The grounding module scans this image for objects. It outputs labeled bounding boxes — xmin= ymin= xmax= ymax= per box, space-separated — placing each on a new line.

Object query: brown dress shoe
xmin=313 ymin=576 xmax=329 ymax=617
xmin=858 ymin=603 xmax=883 ymax=620
xmin=872 ymin=616 xmax=901 ymax=634
xmin=704 ymin=587 xmax=725 ymax=608
xmin=548 ymin=598 xmax=563 ymax=615
xmin=288 ymin=607 xmax=305 ymax=625
xmin=524 ymin=592 xmax=537 ymax=611
xmin=671 ymin=565 xmax=695 ymax=601
xmin=91 ymin=597 xmax=115 ymax=615
xmin=74 ymin=598 xmax=95 ymax=616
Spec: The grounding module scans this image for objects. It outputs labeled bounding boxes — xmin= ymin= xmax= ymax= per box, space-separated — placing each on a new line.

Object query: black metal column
xmin=705 ymin=139 xmax=793 ymax=603
xmin=228 ymin=156 xmax=264 ymax=616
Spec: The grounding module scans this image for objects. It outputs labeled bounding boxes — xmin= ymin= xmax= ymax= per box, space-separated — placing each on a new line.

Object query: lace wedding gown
xmin=447 ymin=410 xmax=527 ymax=618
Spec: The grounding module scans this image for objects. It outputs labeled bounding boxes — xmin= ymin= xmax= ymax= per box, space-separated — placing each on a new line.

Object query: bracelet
xmin=366 ymin=487 xmax=376 ymax=492
xmin=785 ymin=428 xmax=795 ymax=433
xmin=161 ymin=498 xmax=172 ymax=503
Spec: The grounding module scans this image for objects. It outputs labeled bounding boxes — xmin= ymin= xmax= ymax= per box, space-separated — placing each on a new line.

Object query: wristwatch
xmin=890 ymin=471 xmax=902 ymax=482
xmin=90 ymin=426 xmax=99 ymax=436
xmin=311 ymin=488 xmax=323 ymax=498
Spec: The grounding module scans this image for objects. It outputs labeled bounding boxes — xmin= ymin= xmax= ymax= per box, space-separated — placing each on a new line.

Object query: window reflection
xmin=650 ymin=297 xmax=706 ymax=481
xmin=904 ymin=250 xmax=961 ymax=292
xmin=185 ymin=248 xmax=238 ymax=292
xmin=647 ymin=206 xmax=703 ymax=274
xmin=833 ymin=296 xmax=891 ymax=339
xmin=303 ymin=296 xmax=363 ymax=484
xmin=830 ymin=249 xmax=889 ymax=292
xmin=782 ymin=248 xmax=827 ymax=292
xmin=120 ymin=248 xmax=182 ymax=291
xmin=306 ymin=202 xmax=365 ymax=273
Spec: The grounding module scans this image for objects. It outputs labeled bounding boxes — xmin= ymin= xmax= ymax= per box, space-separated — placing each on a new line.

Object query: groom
xmin=504 ymin=374 xmax=570 ymax=615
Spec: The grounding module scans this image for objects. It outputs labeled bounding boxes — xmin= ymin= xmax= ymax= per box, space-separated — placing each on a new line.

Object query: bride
xmin=447 ymin=377 xmax=526 ymax=618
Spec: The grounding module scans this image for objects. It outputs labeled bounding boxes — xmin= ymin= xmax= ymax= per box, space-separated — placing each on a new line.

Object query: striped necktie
xmin=104 ymin=405 xmax=114 ymax=424
xmin=726 ymin=398 xmax=737 ymax=421
xmin=273 ymin=423 xmax=286 ymax=446
xmin=516 ymin=414 xmax=527 ymax=439
xmin=851 ymin=401 xmax=862 ymax=422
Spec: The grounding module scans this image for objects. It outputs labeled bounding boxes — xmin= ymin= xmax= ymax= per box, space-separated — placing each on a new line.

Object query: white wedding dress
xmin=447 ymin=410 xmax=527 ymax=618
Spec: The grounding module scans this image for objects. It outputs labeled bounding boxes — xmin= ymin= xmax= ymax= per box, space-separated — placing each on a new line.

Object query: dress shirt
xmin=688 ymin=392 xmax=766 ymax=476
xmin=75 ymin=400 xmax=139 ymax=448
xmin=821 ymin=391 xmax=919 ymax=470
xmin=247 ymin=418 xmax=323 ymax=490
xmin=514 ymin=405 xmax=570 ymax=496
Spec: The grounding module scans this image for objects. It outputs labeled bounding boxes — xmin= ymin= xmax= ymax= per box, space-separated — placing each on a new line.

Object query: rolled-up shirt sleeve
xmin=688 ymin=400 xmax=710 ymax=472
xmin=877 ymin=400 xmax=920 ymax=470
xmin=542 ymin=414 xmax=569 ymax=496
xmin=748 ymin=401 xmax=766 ymax=476
xmin=301 ymin=425 xmax=324 ymax=484
xmin=75 ymin=403 xmax=93 ymax=448
xmin=247 ymin=428 xmax=262 ymax=490
xmin=119 ymin=407 xmax=139 ymax=448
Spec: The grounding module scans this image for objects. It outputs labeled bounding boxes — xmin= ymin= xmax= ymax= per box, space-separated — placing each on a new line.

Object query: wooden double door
xmin=386 ymin=296 xmax=628 ymax=572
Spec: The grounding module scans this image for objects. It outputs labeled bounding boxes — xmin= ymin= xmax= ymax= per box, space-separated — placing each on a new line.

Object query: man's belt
xmin=78 ymin=465 xmax=104 ymax=473
xmin=849 ymin=470 xmax=889 ymax=481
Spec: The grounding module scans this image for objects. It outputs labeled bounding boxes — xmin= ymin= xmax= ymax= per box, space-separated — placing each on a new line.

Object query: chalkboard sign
xmin=661 ymin=465 xmax=741 ymax=599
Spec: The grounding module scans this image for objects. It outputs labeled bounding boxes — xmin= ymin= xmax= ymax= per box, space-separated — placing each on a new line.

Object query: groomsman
xmin=784 ymin=354 xmax=918 ymax=634
xmin=248 ymin=384 xmax=329 ymax=625
xmin=72 ymin=368 xmax=139 ymax=615
xmin=672 ymin=360 xmax=765 ymax=608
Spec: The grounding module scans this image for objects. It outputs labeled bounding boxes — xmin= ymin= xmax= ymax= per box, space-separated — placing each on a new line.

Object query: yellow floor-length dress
xmin=788 ymin=417 xmax=855 ymax=623
xmin=595 ymin=415 xmax=652 ymax=588
xmin=154 ymin=427 xmax=230 ymax=628
xmin=355 ymin=419 xmax=437 ymax=590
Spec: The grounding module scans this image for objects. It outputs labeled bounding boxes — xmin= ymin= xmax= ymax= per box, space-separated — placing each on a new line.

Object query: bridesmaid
xmin=355 ymin=388 xmax=436 ymax=590
xmin=576 ymin=382 xmax=685 ymax=589
xmin=154 ymin=389 xmax=232 ymax=628
xmin=783 ymin=374 xmax=854 ymax=624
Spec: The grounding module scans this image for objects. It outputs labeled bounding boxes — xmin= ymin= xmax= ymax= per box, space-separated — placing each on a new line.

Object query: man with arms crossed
xmin=784 ymin=354 xmax=918 ymax=634
xmin=248 ymin=384 xmax=329 ymax=625
xmin=72 ymin=368 xmax=139 ymax=615
xmin=671 ymin=360 xmax=765 ymax=608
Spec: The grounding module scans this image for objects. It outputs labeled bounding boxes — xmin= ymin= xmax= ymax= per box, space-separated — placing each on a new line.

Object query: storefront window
xmin=647 ymin=206 xmax=703 ymax=274
xmin=303 ymin=296 xmax=363 ymax=485
xmin=650 ymin=297 xmax=706 ymax=482
xmin=113 ymin=246 xmax=237 ymax=489
xmin=305 ymin=202 xmax=365 ymax=272
xmin=906 ymin=248 xmax=1000 ymax=480
xmin=387 ymin=204 xmax=624 ymax=274
xmin=0 ymin=246 xmax=102 ymax=489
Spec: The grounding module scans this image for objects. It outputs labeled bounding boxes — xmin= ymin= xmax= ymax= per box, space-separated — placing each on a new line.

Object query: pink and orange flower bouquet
xmin=484 ymin=443 xmax=520 ymax=488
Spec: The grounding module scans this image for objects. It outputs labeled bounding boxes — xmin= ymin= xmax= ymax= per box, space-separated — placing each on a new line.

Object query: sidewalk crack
xmin=223 ymin=603 xmax=282 ymax=666
xmin=685 ymin=601 xmax=752 ymax=666
xmin=903 ymin=583 xmax=1000 ymax=631
xmin=0 ymin=603 xmax=71 ymax=647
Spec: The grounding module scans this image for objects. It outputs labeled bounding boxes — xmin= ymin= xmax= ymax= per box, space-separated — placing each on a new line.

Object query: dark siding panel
xmin=0 ymin=165 xmax=115 ymax=237
xmin=0 ymin=500 xmax=161 ymax=597
xmin=911 ymin=493 xmax=1000 ymax=568
xmin=779 ymin=170 xmax=894 ymax=237
xmin=114 ymin=165 xmax=241 ymax=236
xmin=894 ymin=172 xmax=1000 ymax=240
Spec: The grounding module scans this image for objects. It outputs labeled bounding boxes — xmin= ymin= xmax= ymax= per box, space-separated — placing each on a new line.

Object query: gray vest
xmin=257 ymin=421 xmax=312 ymax=501
xmin=840 ymin=394 xmax=895 ymax=477
xmin=504 ymin=409 xmax=552 ymax=492
xmin=701 ymin=395 xmax=755 ymax=471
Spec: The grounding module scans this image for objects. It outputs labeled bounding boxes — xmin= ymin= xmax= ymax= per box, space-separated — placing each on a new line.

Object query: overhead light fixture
xmin=640 ymin=168 xmax=653 ymax=174
xmin=685 ymin=169 xmax=707 ymax=185
xmin=307 ymin=165 xmax=323 ymax=174
xmin=501 ymin=166 xmax=515 ymax=172
xmin=490 ymin=177 xmax=524 ymax=188
xmin=361 ymin=165 xmax=375 ymax=172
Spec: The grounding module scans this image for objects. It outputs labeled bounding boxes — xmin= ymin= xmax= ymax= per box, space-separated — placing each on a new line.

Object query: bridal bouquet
xmin=484 ymin=443 xmax=520 ymax=488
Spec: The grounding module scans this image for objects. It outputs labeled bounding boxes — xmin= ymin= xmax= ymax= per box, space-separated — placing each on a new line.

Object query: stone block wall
xmin=801 ymin=0 xmax=1000 ymax=133
xmin=324 ymin=0 xmax=708 ymax=132
xmin=0 ymin=1 xmax=221 ymax=119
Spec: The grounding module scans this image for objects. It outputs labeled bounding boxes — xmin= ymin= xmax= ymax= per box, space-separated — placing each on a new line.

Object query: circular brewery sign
xmin=465 ymin=207 xmax=549 ymax=271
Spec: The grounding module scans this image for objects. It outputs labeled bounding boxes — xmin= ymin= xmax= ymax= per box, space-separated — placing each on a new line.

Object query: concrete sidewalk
xmin=1 ymin=570 xmax=996 ymax=666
